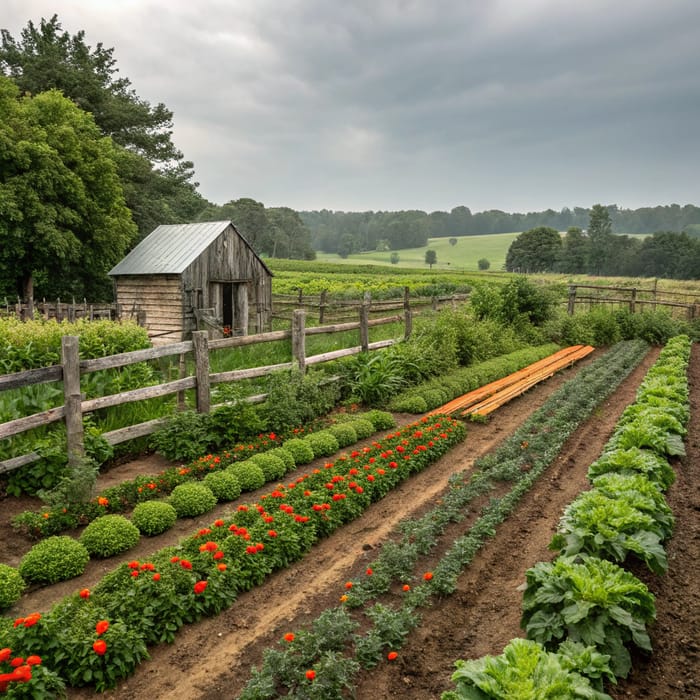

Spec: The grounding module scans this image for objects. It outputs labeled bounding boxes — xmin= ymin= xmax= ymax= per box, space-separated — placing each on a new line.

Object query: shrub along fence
xmin=0 ymin=309 xmax=408 ymax=476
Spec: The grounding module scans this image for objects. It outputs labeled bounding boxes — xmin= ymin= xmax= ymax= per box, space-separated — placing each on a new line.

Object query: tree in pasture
xmin=0 ymin=76 xmax=136 ymax=300
xmin=587 ymin=204 xmax=613 ymax=275
xmin=505 ymin=226 xmax=561 ymax=273
xmin=557 ymin=226 xmax=589 ymax=273
xmin=390 ymin=252 xmax=400 ymax=264
xmin=449 ymin=237 xmax=458 ymax=246
xmin=478 ymin=258 xmax=490 ymax=270
xmin=425 ymin=249 xmax=437 ymax=269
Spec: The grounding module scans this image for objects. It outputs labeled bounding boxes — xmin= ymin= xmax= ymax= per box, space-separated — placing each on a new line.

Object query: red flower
xmin=194 ymin=581 xmax=208 ymax=595
xmin=26 ymin=655 xmax=41 ymax=666
xmin=402 ymin=584 xmax=410 ymax=591
xmin=388 ymin=651 xmax=398 ymax=661
xmin=131 ymin=570 xmax=139 ymax=578
xmin=93 ymin=640 xmax=107 ymax=656
xmin=127 ymin=560 xmax=140 ymax=569
xmin=345 ymin=581 xmax=353 ymax=589
xmin=23 ymin=614 xmax=40 ymax=628
xmin=180 ymin=560 xmax=193 ymax=570
xmin=153 ymin=573 xmax=161 ymax=581
xmin=170 ymin=556 xmax=180 ymax=563
xmin=366 ymin=568 xmax=373 ymax=576
xmin=267 ymin=530 xmax=278 ymax=538
xmin=97 ymin=496 xmax=109 ymax=506
xmin=213 ymin=550 xmax=225 ymax=560
xmin=305 ymin=669 xmax=316 ymax=681
xmin=214 ymin=519 xmax=225 ymax=527
xmin=284 ymin=633 xmax=295 ymax=642
xmin=0 ymin=648 xmax=11 ymax=663
xmin=423 ymin=571 xmax=433 ymax=581
xmin=95 ymin=620 xmax=109 ymax=636
xmin=79 ymin=588 xmax=90 ymax=599
xmin=10 ymin=657 xmax=24 ymax=668
xmin=217 ymin=563 xmax=227 ymax=572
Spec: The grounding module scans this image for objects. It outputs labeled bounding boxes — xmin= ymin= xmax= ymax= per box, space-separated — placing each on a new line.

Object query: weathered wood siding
xmin=113 ymin=275 xmax=184 ymax=346
xmin=182 ymin=225 xmax=272 ymax=334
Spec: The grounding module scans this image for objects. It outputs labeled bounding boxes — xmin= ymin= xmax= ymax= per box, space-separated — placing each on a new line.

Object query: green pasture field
xmin=314 ymin=233 xmax=521 ymax=272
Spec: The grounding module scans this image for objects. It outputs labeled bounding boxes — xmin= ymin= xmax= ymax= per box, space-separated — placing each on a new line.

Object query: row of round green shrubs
xmin=2 ymin=411 xmax=398 ymax=604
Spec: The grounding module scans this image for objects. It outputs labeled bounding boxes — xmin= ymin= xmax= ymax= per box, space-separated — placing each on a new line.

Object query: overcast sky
xmin=3 ymin=0 xmax=700 ymax=214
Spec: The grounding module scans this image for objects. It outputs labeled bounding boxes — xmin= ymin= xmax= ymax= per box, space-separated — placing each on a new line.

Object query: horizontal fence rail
xmin=0 ymin=306 xmax=415 ymax=475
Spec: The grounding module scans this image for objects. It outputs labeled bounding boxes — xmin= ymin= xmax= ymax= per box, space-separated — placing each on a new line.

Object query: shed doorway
xmin=217 ymin=281 xmax=249 ymax=336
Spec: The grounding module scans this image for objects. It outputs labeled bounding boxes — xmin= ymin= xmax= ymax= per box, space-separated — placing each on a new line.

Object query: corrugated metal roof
xmin=109 ymin=221 xmax=233 ymax=276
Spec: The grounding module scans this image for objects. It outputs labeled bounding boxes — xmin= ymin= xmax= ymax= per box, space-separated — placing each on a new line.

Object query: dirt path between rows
xmin=3 ymin=344 xmax=698 ymax=699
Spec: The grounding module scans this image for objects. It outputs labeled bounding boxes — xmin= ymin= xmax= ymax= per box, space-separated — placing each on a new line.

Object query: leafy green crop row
xmin=445 ymin=334 xmax=690 ymax=698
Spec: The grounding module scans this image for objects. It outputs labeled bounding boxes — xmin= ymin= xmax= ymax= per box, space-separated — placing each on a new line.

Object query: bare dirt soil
xmin=1 ymin=345 xmax=698 ymax=699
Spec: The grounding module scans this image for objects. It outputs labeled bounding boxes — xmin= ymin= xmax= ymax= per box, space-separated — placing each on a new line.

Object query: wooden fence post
xmin=192 ymin=330 xmax=210 ymax=414
xmin=630 ymin=288 xmax=637 ymax=313
xmin=62 ymin=336 xmax=85 ymax=465
xmin=292 ymin=309 xmax=306 ymax=373
xmin=567 ymin=286 xmax=576 ymax=315
xmin=359 ymin=297 xmax=370 ymax=352
xmin=403 ymin=286 xmax=412 ymax=340
xmin=319 ymin=290 xmax=327 ymax=325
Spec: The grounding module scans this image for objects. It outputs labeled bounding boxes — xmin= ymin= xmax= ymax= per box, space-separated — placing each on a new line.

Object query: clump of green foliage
xmin=79 ymin=514 xmax=140 ymax=558
xmin=203 ymin=470 xmax=242 ymax=501
xmin=303 ymin=430 xmax=340 ymax=458
xmin=168 ymin=483 xmax=217 ymax=518
xmin=0 ymin=563 xmax=26 ymax=609
xmin=281 ymin=438 xmax=315 ymax=465
xmin=19 ymin=535 xmax=90 ymax=583
xmin=228 ymin=461 xmax=266 ymax=491
xmin=249 ymin=453 xmax=286 ymax=482
xmin=130 ymin=500 xmax=178 ymax=536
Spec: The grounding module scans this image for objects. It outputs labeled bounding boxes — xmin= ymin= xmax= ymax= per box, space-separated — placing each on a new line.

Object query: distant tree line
xmin=505 ymin=205 xmax=700 ymax=279
xmin=301 ymin=204 xmax=700 ymax=257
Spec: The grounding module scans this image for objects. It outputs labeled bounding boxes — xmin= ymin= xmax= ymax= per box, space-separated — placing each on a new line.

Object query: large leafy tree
xmin=0 ymin=15 xmax=206 ymax=245
xmin=587 ymin=204 xmax=613 ymax=275
xmin=0 ymin=76 xmax=136 ymax=300
xmin=505 ymin=226 xmax=562 ymax=273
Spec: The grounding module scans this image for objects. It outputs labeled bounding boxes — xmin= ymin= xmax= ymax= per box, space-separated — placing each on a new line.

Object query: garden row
xmin=229 ymin=338 xmax=651 ymax=698
xmin=443 ymin=334 xmax=690 ymax=698
xmin=0 ymin=412 xmax=467 ymax=694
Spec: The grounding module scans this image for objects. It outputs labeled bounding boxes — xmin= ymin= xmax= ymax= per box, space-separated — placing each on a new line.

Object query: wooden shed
xmin=109 ymin=221 xmax=272 ymax=346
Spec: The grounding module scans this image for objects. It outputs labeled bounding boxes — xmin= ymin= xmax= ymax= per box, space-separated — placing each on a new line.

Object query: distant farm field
xmin=314 ymin=233 xmax=522 ymax=271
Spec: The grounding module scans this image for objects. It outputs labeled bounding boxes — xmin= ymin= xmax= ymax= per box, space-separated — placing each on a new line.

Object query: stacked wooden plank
xmin=429 ymin=345 xmax=595 ymax=419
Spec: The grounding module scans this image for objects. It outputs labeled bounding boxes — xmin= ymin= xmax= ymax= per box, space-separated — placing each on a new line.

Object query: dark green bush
xmin=131 ymin=500 xmax=178 ymax=536
xmin=168 ymin=483 xmax=217 ymax=518
xmin=388 ymin=394 xmax=429 ymax=413
xmin=79 ymin=515 xmax=140 ymax=558
xmin=209 ymin=397 xmax=266 ymax=448
xmin=20 ymin=536 xmax=90 ymax=583
xmin=229 ymin=461 xmax=266 ymax=491
xmin=150 ymin=410 xmax=213 ymax=461
xmin=0 ymin=563 xmax=25 ymax=609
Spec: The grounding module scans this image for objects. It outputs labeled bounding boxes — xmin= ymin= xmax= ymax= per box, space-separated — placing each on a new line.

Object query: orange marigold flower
xmin=267 ymin=530 xmax=278 ymax=538
xmin=217 ymin=563 xmax=227 ymax=572
xmin=95 ymin=620 xmax=109 ymax=636
xmin=93 ymin=640 xmax=107 ymax=656
xmin=340 ymin=594 xmax=348 ymax=602
xmin=97 ymin=497 xmax=109 ymax=506
xmin=402 ymin=584 xmax=410 ymax=592
xmin=345 ymin=581 xmax=353 ymax=589
xmin=284 ymin=633 xmax=295 ymax=642
xmin=214 ymin=519 xmax=225 ymax=527
xmin=423 ymin=572 xmax=433 ymax=581
xmin=305 ymin=670 xmax=316 ymax=681
xmin=79 ymin=588 xmax=90 ymax=599
xmin=387 ymin=651 xmax=398 ymax=661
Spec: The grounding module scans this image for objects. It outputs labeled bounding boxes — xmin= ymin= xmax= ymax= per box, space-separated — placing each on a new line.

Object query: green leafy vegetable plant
xmin=130 ymin=501 xmax=178 ymax=536
xmin=79 ymin=515 xmax=140 ymax=558
xmin=19 ymin=536 xmax=90 ymax=584
xmin=0 ymin=563 xmax=26 ymax=609
xmin=168 ymin=483 xmax=217 ymax=518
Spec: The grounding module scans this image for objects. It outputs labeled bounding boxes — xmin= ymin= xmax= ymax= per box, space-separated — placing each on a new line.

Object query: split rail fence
xmin=0 ymin=308 xmax=409 ymax=476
